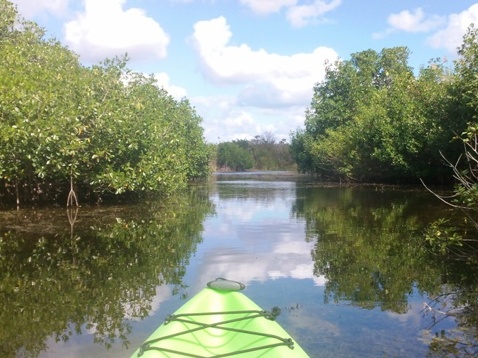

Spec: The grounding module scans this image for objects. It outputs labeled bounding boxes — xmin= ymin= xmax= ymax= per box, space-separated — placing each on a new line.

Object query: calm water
xmin=0 ymin=173 xmax=476 ymax=357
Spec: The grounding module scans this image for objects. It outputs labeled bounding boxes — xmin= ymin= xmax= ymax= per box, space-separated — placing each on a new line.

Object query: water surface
xmin=0 ymin=173 xmax=475 ymax=357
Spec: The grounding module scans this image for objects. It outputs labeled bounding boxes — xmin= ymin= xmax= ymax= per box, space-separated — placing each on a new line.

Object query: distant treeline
xmin=0 ymin=0 xmax=210 ymax=206
xmin=213 ymin=132 xmax=296 ymax=172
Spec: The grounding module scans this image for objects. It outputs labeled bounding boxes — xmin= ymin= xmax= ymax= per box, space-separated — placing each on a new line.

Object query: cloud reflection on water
xmin=191 ymin=182 xmax=326 ymax=290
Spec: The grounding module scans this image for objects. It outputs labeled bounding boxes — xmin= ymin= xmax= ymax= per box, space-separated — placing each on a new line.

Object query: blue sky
xmin=10 ymin=0 xmax=478 ymax=143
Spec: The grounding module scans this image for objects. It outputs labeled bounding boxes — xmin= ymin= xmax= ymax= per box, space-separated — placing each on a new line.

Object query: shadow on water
xmin=0 ymin=187 xmax=214 ymax=357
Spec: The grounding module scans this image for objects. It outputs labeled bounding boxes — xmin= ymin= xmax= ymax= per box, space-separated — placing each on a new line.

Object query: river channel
xmin=1 ymin=172 xmax=477 ymax=357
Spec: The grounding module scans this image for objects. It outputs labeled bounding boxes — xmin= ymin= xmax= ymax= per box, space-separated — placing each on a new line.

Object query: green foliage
xmin=250 ymin=132 xmax=277 ymax=170
xmin=455 ymin=24 xmax=478 ymax=117
xmin=423 ymin=126 xmax=478 ymax=259
xmin=424 ymin=218 xmax=464 ymax=255
xmin=446 ymin=26 xmax=478 ymax=215
xmin=0 ymin=0 xmax=210 ymax=206
xmin=290 ymin=129 xmax=314 ymax=174
xmin=422 ymin=26 xmax=478 ymax=260
xmin=291 ymin=46 xmax=463 ymax=183
xmin=217 ymin=142 xmax=254 ymax=171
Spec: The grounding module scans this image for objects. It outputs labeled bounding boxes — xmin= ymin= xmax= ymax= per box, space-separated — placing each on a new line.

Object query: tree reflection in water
xmin=0 ymin=187 xmax=213 ymax=357
xmin=293 ymin=185 xmax=478 ymax=357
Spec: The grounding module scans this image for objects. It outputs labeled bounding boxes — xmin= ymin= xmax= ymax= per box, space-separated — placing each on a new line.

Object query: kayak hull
xmin=131 ymin=280 xmax=309 ymax=357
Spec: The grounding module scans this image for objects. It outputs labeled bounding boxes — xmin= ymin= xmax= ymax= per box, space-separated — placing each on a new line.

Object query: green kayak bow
xmin=131 ymin=278 xmax=310 ymax=357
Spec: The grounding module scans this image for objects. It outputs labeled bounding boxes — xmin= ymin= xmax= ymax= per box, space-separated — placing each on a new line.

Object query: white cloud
xmin=64 ymin=0 xmax=169 ymax=62
xmin=428 ymin=4 xmax=478 ymax=53
xmin=239 ymin=0 xmax=297 ymax=14
xmin=274 ymin=240 xmax=313 ymax=255
xmin=196 ymin=240 xmax=324 ymax=289
xmin=388 ymin=8 xmax=445 ymax=33
xmin=291 ymin=263 xmax=314 ymax=279
xmin=223 ymin=110 xmax=257 ymax=128
xmin=239 ymin=0 xmax=341 ymax=27
xmin=206 ymin=108 xmax=263 ymax=143
xmin=287 ymin=0 xmax=342 ymax=28
xmin=373 ymin=7 xmax=445 ymax=39
xmin=190 ymin=16 xmax=338 ymax=109
xmin=192 ymin=94 xmax=246 ymax=142
xmin=11 ymin=0 xmax=70 ymax=18
xmin=192 ymin=94 xmax=304 ymax=143
xmin=121 ymin=284 xmax=172 ymax=320
xmin=192 ymin=188 xmax=345 ymax=298
xmin=154 ymin=72 xmax=188 ymax=100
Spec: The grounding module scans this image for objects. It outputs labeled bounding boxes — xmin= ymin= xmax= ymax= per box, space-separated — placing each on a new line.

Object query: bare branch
xmin=420 ymin=178 xmax=462 ymax=208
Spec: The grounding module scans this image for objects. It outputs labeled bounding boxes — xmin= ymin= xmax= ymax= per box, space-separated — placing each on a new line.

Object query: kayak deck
xmin=131 ymin=278 xmax=310 ymax=357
